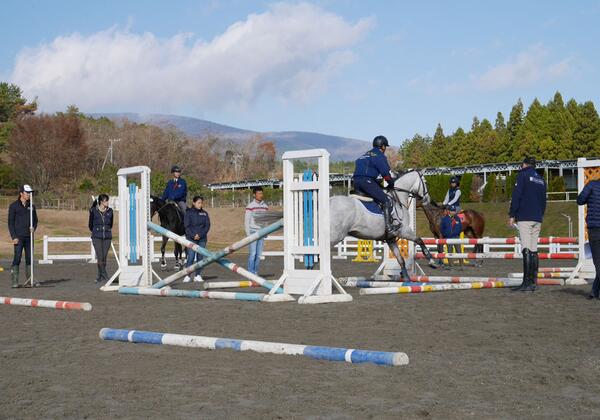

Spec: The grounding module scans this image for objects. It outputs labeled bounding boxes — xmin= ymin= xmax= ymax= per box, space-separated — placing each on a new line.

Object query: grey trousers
xmin=518 ymin=221 xmax=541 ymax=251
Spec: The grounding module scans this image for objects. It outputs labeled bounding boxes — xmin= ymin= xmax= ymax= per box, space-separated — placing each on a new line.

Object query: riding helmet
xmin=372 ymin=135 xmax=389 ymax=148
xmin=171 ymin=165 xmax=182 ymax=173
xmin=450 ymin=176 xmax=459 ymax=184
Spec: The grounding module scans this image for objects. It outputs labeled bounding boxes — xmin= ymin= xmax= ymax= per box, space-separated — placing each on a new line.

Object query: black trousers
xmin=588 ymin=228 xmax=600 ymax=297
xmin=12 ymin=236 xmax=32 ymax=266
xmin=92 ymin=237 xmax=111 ymax=264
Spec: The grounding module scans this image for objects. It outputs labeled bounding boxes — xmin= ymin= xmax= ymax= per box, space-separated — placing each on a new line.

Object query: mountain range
xmin=91 ymin=113 xmax=371 ymax=161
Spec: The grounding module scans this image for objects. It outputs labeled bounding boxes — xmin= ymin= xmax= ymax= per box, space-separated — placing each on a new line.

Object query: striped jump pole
xmin=539 ymin=267 xmax=574 ymax=272
xmin=509 ymin=272 xmax=572 ymax=279
xmin=147 ymin=222 xmax=290 ymax=298
xmin=203 ymin=281 xmax=260 ymax=290
xmin=359 ymin=281 xmax=516 ymax=295
xmin=344 ymin=278 xmax=522 ymax=288
xmin=1 ymin=296 xmax=92 ymax=311
xmin=99 ymin=328 xmax=409 ymax=367
xmin=119 ymin=286 xmax=294 ymax=302
xmin=416 ymin=252 xmax=578 ymax=260
xmin=422 ymin=237 xmax=577 ymax=245
xmin=151 ymin=220 xmax=283 ymax=290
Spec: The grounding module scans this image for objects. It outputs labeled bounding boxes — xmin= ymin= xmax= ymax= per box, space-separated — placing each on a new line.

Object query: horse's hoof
xmin=429 ymin=259 xmax=439 ymax=269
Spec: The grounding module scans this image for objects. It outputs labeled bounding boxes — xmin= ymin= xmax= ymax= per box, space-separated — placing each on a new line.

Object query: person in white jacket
xmin=443 ymin=176 xmax=462 ymax=212
xmin=245 ymin=187 xmax=268 ymax=274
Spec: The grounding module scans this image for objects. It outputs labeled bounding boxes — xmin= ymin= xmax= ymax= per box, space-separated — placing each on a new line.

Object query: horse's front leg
xmin=160 ymin=236 xmax=168 ymax=270
xmin=174 ymin=243 xmax=183 ymax=271
xmin=387 ymin=239 xmax=411 ymax=282
xmin=399 ymin=226 xmax=439 ymax=269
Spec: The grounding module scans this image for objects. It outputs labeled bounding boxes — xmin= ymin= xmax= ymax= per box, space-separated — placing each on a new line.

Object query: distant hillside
xmin=91 ymin=113 xmax=370 ymax=161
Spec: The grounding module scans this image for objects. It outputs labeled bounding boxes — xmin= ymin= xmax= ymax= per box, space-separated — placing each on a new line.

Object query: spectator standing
xmin=8 ymin=184 xmax=38 ymax=288
xmin=440 ymin=205 xmax=463 ymax=268
xmin=576 ymin=178 xmax=600 ymax=299
xmin=508 ymin=157 xmax=547 ymax=292
xmin=245 ymin=187 xmax=268 ymax=274
xmin=88 ymin=194 xmax=114 ymax=284
xmin=183 ymin=196 xmax=210 ymax=283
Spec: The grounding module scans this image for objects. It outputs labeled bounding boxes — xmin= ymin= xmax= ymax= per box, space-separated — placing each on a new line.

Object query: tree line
xmin=0 ymin=82 xmax=277 ymax=198
xmin=399 ymin=92 xmax=600 ymax=168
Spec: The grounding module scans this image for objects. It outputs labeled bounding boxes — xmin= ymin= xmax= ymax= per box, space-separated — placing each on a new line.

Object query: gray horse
xmin=330 ymin=170 xmax=438 ymax=280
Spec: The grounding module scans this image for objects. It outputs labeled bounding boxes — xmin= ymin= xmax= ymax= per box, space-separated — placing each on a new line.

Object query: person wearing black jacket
xmin=576 ymin=179 xmax=600 ymax=299
xmin=8 ymin=185 xmax=38 ymax=288
xmin=508 ymin=157 xmax=547 ymax=292
xmin=183 ymin=196 xmax=210 ymax=283
xmin=88 ymin=194 xmax=114 ymax=284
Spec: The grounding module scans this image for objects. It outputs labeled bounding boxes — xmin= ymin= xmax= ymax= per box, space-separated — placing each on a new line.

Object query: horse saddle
xmin=349 ymin=190 xmax=373 ymax=202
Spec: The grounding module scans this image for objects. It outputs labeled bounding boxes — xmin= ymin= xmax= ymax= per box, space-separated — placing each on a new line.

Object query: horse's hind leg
xmin=174 ymin=243 xmax=183 ymax=271
xmin=387 ymin=240 xmax=411 ymax=282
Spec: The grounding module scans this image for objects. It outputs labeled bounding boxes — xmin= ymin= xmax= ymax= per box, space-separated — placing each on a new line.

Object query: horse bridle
xmin=390 ymin=170 xmax=429 ymax=204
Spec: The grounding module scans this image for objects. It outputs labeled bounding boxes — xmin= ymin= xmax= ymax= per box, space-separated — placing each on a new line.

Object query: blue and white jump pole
xmin=99 ymin=328 xmax=409 ymax=367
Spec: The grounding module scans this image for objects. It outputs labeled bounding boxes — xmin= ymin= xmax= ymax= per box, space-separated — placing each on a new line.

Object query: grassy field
xmin=0 ymin=201 xmax=579 ymax=260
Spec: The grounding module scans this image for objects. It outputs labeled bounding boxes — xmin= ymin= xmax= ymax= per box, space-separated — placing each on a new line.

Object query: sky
xmin=1 ymin=0 xmax=599 ymax=145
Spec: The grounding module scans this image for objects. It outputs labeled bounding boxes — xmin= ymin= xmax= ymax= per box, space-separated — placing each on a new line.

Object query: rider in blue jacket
xmin=353 ymin=135 xmax=398 ymax=234
xmin=161 ymin=165 xmax=188 ymax=215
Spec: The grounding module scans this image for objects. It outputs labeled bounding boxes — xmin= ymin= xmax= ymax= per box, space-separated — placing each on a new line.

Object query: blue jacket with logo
xmin=88 ymin=206 xmax=114 ymax=239
xmin=440 ymin=215 xmax=462 ymax=238
xmin=509 ymin=166 xmax=547 ymax=222
xmin=161 ymin=177 xmax=187 ymax=202
xmin=184 ymin=207 xmax=210 ymax=241
xmin=577 ymin=180 xmax=600 ymax=228
xmin=353 ymin=147 xmax=393 ymax=181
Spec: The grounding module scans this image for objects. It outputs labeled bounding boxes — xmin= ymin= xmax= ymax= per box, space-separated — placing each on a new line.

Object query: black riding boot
xmin=512 ymin=248 xmax=532 ymax=291
xmin=383 ymin=201 xmax=400 ymax=236
xmin=523 ymin=251 xmax=538 ymax=292
xmin=96 ymin=263 xmax=103 ymax=283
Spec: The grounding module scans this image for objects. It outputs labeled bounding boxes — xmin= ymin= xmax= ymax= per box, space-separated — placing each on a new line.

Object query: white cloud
xmin=10 ymin=2 xmax=373 ymax=112
xmin=474 ymin=45 xmax=572 ymax=91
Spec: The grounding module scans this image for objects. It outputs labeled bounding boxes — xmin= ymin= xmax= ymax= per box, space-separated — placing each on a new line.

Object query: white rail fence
xmin=38 ymin=235 xmax=167 ymax=264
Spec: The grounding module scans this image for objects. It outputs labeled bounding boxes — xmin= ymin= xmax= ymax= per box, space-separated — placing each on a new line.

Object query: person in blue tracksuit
xmin=88 ymin=193 xmax=114 ymax=284
xmin=8 ymin=184 xmax=38 ymax=288
xmin=509 ymin=157 xmax=547 ymax=292
xmin=353 ymin=135 xmax=398 ymax=234
xmin=183 ymin=196 xmax=210 ymax=283
xmin=440 ymin=205 xmax=463 ymax=267
xmin=161 ymin=165 xmax=188 ymax=215
xmin=577 ymin=179 xmax=600 ymax=299
xmin=443 ymin=176 xmax=462 ymax=212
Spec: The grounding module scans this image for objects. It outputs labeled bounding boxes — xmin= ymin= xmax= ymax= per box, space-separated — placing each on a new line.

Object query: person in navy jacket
xmin=440 ymin=205 xmax=463 ymax=267
xmin=353 ymin=135 xmax=398 ymax=235
xmin=88 ymin=194 xmax=114 ymax=284
xmin=8 ymin=184 xmax=38 ymax=288
xmin=509 ymin=157 xmax=547 ymax=292
xmin=577 ymin=179 xmax=600 ymax=299
xmin=183 ymin=195 xmax=210 ymax=283
xmin=161 ymin=165 xmax=188 ymax=215
xmin=443 ymin=177 xmax=462 ymax=212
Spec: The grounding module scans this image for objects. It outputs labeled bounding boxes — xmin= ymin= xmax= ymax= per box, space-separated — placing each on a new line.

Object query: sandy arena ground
xmin=1 ymin=255 xmax=599 ymax=419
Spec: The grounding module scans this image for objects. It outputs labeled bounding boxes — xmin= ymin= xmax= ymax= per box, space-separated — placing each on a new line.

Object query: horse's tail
xmin=254 ymin=211 xmax=284 ymax=227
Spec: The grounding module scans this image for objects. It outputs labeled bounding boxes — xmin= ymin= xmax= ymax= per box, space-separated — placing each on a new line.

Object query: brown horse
xmin=420 ymin=201 xmax=486 ymax=258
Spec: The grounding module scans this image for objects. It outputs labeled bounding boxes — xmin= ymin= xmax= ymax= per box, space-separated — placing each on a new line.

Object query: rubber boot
xmin=512 ymin=248 xmax=531 ymax=291
xmin=523 ymin=251 xmax=538 ymax=292
xmin=25 ymin=265 xmax=39 ymax=287
xmin=10 ymin=265 xmax=19 ymax=288
xmin=96 ymin=264 xmax=103 ymax=283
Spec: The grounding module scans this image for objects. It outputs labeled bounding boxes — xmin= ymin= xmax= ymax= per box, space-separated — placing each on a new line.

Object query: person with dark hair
xmin=8 ymin=184 xmax=38 ymax=288
xmin=576 ymin=177 xmax=600 ymax=299
xmin=440 ymin=205 xmax=463 ymax=268
xmin=183 ymin=195 xmax=210 ymax=283
xmin=161 ymin=165 xmax=188 ymax=215
xmin=245 ymin=187 xmax=268 ymax=274
xmin=509 ymin=157 xmax=547 ymax=292
xmin=88 ymin=193 xmax=114 ymax=284
xmin=443 ymin=176 xmax=462 ymax=212
xmin=353 ymin=135 xmax=399 ymax=235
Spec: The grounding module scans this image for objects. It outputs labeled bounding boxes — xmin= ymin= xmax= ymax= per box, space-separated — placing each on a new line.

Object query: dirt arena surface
xmin=1 ymin=256 xmax=599 ymax=419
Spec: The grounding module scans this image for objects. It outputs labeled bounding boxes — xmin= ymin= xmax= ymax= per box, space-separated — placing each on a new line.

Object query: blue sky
xmin=2 ymin=0 xmax=599 ymax=145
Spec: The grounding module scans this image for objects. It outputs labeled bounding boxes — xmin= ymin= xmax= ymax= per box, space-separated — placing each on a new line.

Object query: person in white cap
xmin=8 ymin=184 xmax=38 ymax=288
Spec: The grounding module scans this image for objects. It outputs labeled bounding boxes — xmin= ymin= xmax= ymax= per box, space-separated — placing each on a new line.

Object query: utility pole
xmin=102 ymin=138 xmax=121 ymax=170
